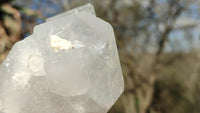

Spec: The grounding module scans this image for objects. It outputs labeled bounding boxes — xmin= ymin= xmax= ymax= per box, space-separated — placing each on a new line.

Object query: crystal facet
xmin=0 ymin=3 xmax=124 ymax=113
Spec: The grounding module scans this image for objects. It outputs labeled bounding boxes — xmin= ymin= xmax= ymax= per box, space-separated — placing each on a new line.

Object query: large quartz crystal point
xmin=0 ymin=3 xmax=124 ymax=113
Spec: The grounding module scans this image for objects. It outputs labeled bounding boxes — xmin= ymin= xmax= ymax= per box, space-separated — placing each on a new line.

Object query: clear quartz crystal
xmin=0 ymin=3 xmax=124 ymax=113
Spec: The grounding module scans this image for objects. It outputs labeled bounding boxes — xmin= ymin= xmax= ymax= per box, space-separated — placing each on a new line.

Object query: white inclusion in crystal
xmin=12 ymin=72 xmax=31 ymax=88
xmin=27 ymin=51 xmax=45 ymax=76
xmin=5 ymin=63 xmax=9 ymax=67
xmin=74 ymin=104 xmax=86 ymax=113
xmin=73 ymin=40 xmax=85 ymax=48
xmin=50 ymin=35 xmax=74 ymax=52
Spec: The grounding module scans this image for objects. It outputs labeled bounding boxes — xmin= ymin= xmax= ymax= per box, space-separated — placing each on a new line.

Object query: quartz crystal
xmin=0 ymin=3 xmax=124 ymax=113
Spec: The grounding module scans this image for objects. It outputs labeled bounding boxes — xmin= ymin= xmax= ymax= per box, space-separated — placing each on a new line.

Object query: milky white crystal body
xmin=0 ymin=3 xmax=124 ymax=113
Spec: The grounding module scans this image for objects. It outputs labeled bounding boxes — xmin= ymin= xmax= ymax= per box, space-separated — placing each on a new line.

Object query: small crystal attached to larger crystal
xmin=0 ymin=3 xmax=124 ymax=113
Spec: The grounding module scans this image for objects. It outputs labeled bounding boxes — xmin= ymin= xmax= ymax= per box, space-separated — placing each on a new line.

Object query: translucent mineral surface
xmin=0 ymin=3 xmax=124 ymax=113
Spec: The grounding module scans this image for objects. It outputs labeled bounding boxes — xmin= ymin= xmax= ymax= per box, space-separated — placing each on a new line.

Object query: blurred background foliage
xmin=0 ymin=0 xmax=200 ymax=113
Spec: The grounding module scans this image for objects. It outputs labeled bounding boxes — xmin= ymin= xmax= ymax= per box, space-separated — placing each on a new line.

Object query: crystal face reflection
xmin=0 ymin=3 xmax=124 ymax=113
